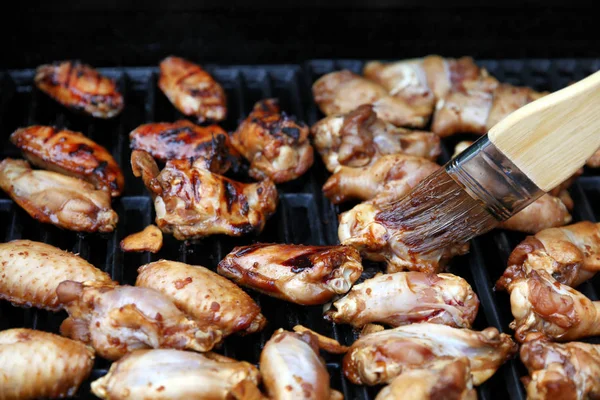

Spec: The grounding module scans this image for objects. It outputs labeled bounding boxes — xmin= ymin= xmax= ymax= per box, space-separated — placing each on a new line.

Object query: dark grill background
xmin=0 ymin=58 xmax=599 ymax=399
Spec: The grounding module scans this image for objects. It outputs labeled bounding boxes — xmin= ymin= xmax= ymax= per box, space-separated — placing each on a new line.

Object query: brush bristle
xmin=376 ymin=168 xmax=500 ymax=253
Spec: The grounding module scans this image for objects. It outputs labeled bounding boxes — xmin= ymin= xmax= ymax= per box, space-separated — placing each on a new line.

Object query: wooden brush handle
xmin=488 ymin=70 xmax=600 ymax=192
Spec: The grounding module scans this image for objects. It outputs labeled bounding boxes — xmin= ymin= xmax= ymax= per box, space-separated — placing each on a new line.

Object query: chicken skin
xmin=587 ymin=149 xmax=600 ymax=168
xmin=120 ymin=224 xmax=163 ymax=253
xmin=0 ymin=329 xmax=94 ymax=400
xmin=57 ymin=281 xmax=222 ymax=360
xmin=136 ymin=260 xmax=266 ymax=336
xmin=0 ymin=240 xmax=114 ymax=311
xmin=91 ymin=349 xmax=262 ymax=400
xmin=34 ymin=60 xmax=124 ymax=118
xmin=0 ymin=158 xmax=118 ymax=232
xmin=158 ymin=56 xmax=226 ymax=122
xmin=10 ymin=125 xmax=125 ymax=196
xmin=325 ymin=272 xmax=479 ymax=329
xmin=520 ymin=341 xmax=600 ymax=400
xmin=231 ymin=99 xmax=314 ymax=183
xmin=260 ymin=329 xmax=343 ymax=400
xmin=217 ymin=243 xmax=363 ymax=305
xmin=131 ymin=150 xmax=278 ymax=240
xmin=343 ymin=323 xmax=517 ymax=386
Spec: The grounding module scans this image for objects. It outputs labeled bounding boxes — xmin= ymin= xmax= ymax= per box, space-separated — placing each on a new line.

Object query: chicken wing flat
xmin=312 ymin=105 xmax=441 ymax=173
xmin=217 ymin=243 xmax=363 ymax=305
xmin=0 ymin=159 xmax=118 ymax=232
xmin=343 ymin=323 xmax=517 ymax=386
xmin=231 ymin=99 xmax=314 ymax=183
xmin=10 ymin=125 xmax=124 ymax=196
xmin=0 ymin=239 xmax=114 ymax=311
xmin=520 ymin=340 xmax=600 ymax=400
xmin=260 ymin=329 xmax=343 ymax=400
xmin=136 ymin=260 xmax=266 ymax=336
xmin=91 ymin=349 xmax=262 ymax=400
xmin=0 ymin=328 xmax=94 ymax=400
xmin=120 ymin=224 xmax=163 ymax=253
xmin=131 ymin=150 xmax=278 ymax=240
xmin=158 ymin=56 xmax=226 ymax=122
xmin=57 ymin=281 xmax=222 ymax=360
xmin=325 ymin=271 xmax=478 ymax=329
xmin=34 ymin=60 xmax=124 ymax=118
xmin=375 ymin=358 xmax=477 ymax=400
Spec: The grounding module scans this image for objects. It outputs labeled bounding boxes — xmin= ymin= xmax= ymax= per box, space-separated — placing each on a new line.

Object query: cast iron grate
xmin=0 ymin=58 xmax=599 ymax=399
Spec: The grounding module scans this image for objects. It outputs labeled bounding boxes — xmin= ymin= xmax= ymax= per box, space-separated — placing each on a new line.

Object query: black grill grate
xmin=1 ymin=59 xmax=599 ymax=399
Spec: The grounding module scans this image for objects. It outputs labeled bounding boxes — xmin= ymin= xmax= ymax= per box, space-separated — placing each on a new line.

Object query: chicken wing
xmin=91 ymin=349 xmax=262 ymax=400
xmin=520 ymin=340 xmax=600 ymax=400
xmin=136 ymin=260 xmax=266 ymax=336
xmin=217 ymin=243 xmax=363 ymax=305
xmin=120 ymin=224 xmax=163 ymax=253
xmin=231 ymin=99 xmax=314 ymax=183
xmin=311 ymin=105 xmax=441 ymax=172
xmin=0 ymin=328 xmax=94 ymax=400
xmin=158 ymin=56 xmax=226 ymax=122
xmin=374 ymin=358 xmax=477 ymax=400
xmin=10 ymin=125 xmax=124 ymax=196
xmin=587 ymin=149 xmax=600 ymax=168
xmin=260 ymin=329 xmax=342 ymax=400
xmin=0 ymin=239 xmax=114 ymax=311
xmin=131 ymin=150 xmax=278 ymax=240
xmin=499 ymin=194 xmax=572 ymax=233
xmin=57 ymin=281 xmax=222 ymax=360
xmin=343 ymin=323 xmax=517 ymax=386
xmin=34 ymin=60 xmax=124 ymax=118
xmin=325 ymin=271 xmax=478 ymax=329
xmin=0 ymin=159 xmax=118 ymax=232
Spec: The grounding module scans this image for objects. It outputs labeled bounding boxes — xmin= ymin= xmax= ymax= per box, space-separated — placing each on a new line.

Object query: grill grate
xmin=1 ymin=59 xmax=599 ymax=399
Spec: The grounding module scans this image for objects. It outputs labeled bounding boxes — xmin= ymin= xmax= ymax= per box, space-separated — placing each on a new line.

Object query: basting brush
xmin=378 ymin=70 xmax=600 ymax=253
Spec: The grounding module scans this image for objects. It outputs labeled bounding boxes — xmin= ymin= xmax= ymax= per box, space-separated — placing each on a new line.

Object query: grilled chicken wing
xmin=0 ymin=329 xmax=94 ymax=400
xmin=231 ymin=99 xmax=314 ymax=183
xmin=34 ymin=60 xmax=123 ymax=118
xmin=312 ymin=105 xmax=441 ymax=172
xmin=217 ymin=243 xmax=363 ymax=305
xmin=10 ymin=125 xmax=124 ymax=196
xmin=158 ymin=56 xmax=226 ymax=122
xmin=260 ymin=329 xmax=343 ymax=400
xmin=325 ymin=272 xmax=478 ymax=329
xmin=520 ymin=341 xmax=600 ymax=400
xmin=375 ymin=358 xmax=477 ymax=400
xmin=0 ymin=158 xmax=118 ymax=232
xmin=0 ymin=240 xmax=114 ymax=311
xmin=131 ymin=150 xmax=278 ymax=240
xmin=136 ymin=260 xmax=266 ymax=336
xmin=343 ymin=323 xmax=517 ymax=386
xmin=91 ymin=349 xmax=262 ymax=400
xmin=57 ymin=281 xmax=222 ymax=360
xmin=120 ymin=224 xmax=163 ymax=253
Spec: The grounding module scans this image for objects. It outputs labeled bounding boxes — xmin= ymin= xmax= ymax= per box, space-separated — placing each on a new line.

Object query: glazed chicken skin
xmin=325 ymin=272 xmax=479 ymax=329
xmin=91 ymin=349 xmax=262 ymax=400
xmin=217 ymin=243 xmax=363 ymax=305
xmin=136 ymin=260 xmax=266 ymax=336
xmin=57 ymin=281 xmax=222 ymax=360
xmin=520 ymin=341 xmax=600 ymax=400
xmin=0 ymin=329 xmax=94 ymax=400
xmin=312 ymin=105 xmax=441 ymax=173
xmin=10 ymin=125 xmax=125 ymax=196
xmin=131 ymin=150 xmax=278 ymax=240
xmin=159 ymin=56 xmax=226 ymax=122
xmin=120 ymin=224 xmax=163 ymax=253
xmin=0 ymin=159 xmax=118 ymax=232
xmin=343 ymin=323 xmax=517 ymax=386
xmin=34 ymin=60 xmax=124 ymax=118
xmin=0 ymin=240 xmax=114 ymax=311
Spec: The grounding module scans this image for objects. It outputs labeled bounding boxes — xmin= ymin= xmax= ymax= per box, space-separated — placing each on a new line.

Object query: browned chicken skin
xmin=0 ymin=158 xmax=118 ymax=232
xmin=34 ymin=60 xmax=124 ymax=118
xmin=159 ymin=56 xmax=226 ymax=122
xmin=10 ymin=125 xmax=125 ymax=196
xmin=218 ymin=243 xmax=363 ymax=305
xmin=120 ymin=225 xmax=163 ymax=253
xmin=131 ymin=150 xmax=278 ymax=240
xmin=231 ymin=99 xmax=314 ymax=183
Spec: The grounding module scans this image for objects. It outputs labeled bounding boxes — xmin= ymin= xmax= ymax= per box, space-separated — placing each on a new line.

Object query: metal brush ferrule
xmin=445 ymin=135 xmax=544 ymax=221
